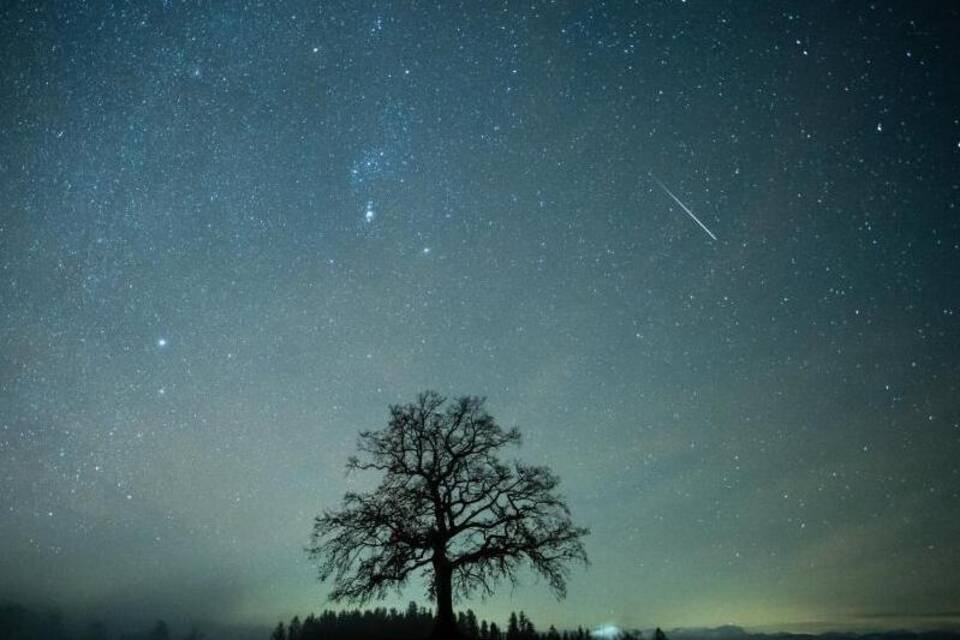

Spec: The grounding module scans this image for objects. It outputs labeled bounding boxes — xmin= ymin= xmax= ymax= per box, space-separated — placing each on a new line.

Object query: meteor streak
xmin=651 ymin=176 xmax=718 ymax=241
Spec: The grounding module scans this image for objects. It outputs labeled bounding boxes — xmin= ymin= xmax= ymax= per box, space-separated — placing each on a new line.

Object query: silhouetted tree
xmin=489 ymin=621 xmax=502 ymax=640
xmin=464 ymin=610 xmax=479 ymax=639
xmin=507 ymin=613 xmax=520 ymax=640
xmin=308 ymin=392 xmax=589 ymax=639
xmin=271 ymin=622 xmax=286 ymax=640
xmin=287 ymin=616 xmax=301 ymax=640
xmin=654 ymin=629 xmax=668 ymax=640
xmin=518 ymin=612 xmax=535 ymax=640
xmin=406 ymin=602 xmax=420 ymax=619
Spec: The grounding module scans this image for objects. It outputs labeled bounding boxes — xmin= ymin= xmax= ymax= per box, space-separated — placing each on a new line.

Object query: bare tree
xmin=308 ymin=391 xmax=589 ymax=639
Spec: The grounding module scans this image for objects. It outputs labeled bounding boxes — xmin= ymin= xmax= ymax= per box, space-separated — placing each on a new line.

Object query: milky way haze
xmin=1 ymin=1 xmax=958 ymax=634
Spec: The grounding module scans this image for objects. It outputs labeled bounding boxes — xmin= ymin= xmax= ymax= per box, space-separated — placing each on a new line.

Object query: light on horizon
xmin=592 ymin=625 xmax=623 ymax=639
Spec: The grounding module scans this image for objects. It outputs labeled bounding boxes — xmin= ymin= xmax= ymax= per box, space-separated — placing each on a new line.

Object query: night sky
xmin=2 ymin=0 xmax=959 ymax=635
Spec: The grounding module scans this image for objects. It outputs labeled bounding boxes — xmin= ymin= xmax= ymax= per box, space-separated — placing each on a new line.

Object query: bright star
xmin=157 ymin=338 xmax=168 ymax=348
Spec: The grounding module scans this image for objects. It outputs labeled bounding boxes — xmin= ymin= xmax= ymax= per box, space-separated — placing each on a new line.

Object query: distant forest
xmin=1 ymin=601 xmax=633 ymax=640
xmin=0 ymin=602 xmax=644 ymax=640
xmin=4 ymin=601 xmax=960 ymax=640
xmin=0 ymin=602 xmax=201 ymax=640
xmin=268 ymin=601 xmax=644 ymax=640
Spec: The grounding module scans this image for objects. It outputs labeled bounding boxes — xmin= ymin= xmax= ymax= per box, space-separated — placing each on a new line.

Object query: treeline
xmin=269 ymin=602 xmax=647 ymax=640
xmin=0 ymin=603 xmax=203 ymax=640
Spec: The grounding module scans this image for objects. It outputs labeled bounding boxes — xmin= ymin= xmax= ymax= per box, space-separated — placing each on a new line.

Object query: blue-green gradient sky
xmin=1 ymin=0 xmax=958 ymax=634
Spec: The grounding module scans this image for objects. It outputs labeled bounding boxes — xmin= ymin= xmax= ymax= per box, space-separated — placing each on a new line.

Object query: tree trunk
xmin=429 ymin=560 xmax=461 ymax=639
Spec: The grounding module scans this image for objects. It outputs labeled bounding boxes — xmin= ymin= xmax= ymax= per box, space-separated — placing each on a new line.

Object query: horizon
xmin=4 ymin=597 xmax=960 ymax=639
xmin=1 ymin=1 xmax=958 ymax=638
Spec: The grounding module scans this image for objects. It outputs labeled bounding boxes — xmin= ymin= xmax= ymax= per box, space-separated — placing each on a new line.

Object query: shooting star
xmin=651 ymin=176 xmax=718 ymax=241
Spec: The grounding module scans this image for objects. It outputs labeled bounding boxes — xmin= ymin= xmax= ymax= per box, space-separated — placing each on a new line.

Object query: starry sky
xmin=1 ymin=0 xmax=959 ymax=635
